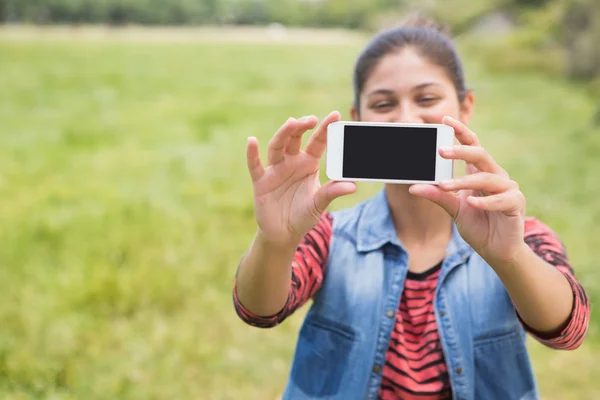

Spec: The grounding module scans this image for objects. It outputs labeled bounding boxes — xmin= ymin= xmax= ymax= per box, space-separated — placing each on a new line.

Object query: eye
xmin=417 ymin=96 xmax=440 ymax=105
xmin=373 ymin=102 xmax=393 ymax=110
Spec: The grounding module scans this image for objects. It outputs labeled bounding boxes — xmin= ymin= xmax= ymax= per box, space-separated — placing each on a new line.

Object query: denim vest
xmin=282 ymin=189 xmax=538 ymax=400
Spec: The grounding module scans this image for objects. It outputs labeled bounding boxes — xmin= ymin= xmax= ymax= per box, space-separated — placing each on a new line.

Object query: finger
xmin=409 ymin=184 xmax=460 ymax=220
xmin=442 ymin=116 xmax=480 ymax=146
xmin=286 ymin=115 xmax=318 ymax=155
xmin=267 ymin=117 xmax=297 ymax=165
xmin=467 ymin=191 xmax=526 ymax=217
xmin=305 ymin=110 xmax=341 ymax=158
xmin=466 ymin=163 xmax=479 ymax=175
xmin=313 ymin=180 xmax=357 ymax=213
xmin=440 ymin=145 xmax=506 ymax=175
xmin=439 ymin=173 xmax=517 ymax=194
xmin=246 ymin=136 xmax=265 ymax=182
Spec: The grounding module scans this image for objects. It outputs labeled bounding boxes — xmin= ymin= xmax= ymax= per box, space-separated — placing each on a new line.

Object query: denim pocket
xmin=473 ymin=330 xmax=537 ymax=400
xmin=290 ymin=315 xmax=357 ymax=397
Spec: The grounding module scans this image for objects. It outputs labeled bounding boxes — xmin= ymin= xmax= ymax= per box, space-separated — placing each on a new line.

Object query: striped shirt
xmin=379 ymin=262 xmax=451 ymax=399
xmin=234 ymin=213 xmax=590 ymax=399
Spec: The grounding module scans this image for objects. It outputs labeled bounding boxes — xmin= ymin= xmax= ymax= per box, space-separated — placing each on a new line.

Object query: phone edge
xmin=326 ymin=122 xmax=344 ymax=181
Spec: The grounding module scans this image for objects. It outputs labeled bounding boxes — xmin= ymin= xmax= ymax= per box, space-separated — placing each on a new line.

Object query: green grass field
xmin=0 ymin=27 xmax=598 ymax=399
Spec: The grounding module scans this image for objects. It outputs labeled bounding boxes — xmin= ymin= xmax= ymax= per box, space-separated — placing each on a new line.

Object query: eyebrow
xmin=413 ymin=82 xmax=441 ymax=90
xmin=365 ymin=83 xmax=442 ymax=97
xmin=365 ymin=89 xmax=395 ymax=96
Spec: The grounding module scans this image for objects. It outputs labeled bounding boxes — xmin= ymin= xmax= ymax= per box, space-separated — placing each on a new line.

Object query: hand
xmin=409 ymin=116 xmax=527 ymax=264
xmin=246 ymin=111 xmax=357 ymax=246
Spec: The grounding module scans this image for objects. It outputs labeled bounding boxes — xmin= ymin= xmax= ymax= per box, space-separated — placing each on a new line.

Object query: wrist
xmin=255 ymin=229 xmax=301 ymax=252
xmin=484 ymin=242 xmax=532 ymax=275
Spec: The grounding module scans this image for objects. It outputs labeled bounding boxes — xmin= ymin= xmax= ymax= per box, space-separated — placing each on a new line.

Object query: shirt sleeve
xmin=233 ymin=212 xmax=333 ymax=328
xmin=519 ymin=217 xmax=590 ymax=350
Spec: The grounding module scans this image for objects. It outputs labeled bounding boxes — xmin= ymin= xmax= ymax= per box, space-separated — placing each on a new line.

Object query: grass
xmin=0 ymin=26 xmax=598 ymax=399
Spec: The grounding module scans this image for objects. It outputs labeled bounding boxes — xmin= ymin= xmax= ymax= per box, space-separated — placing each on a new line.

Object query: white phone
xmin=326 ymin=121 xmax=455 ymax=184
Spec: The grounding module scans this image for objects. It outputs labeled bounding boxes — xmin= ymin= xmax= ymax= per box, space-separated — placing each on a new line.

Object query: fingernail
xmin=440 ymin=146 xmax=452 ymax=154
xmin=298 ymin=116 xmax=308 ymax=122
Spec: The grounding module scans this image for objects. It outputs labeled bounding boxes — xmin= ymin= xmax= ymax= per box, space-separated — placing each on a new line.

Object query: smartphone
xmin=326 ymin=121 xmax=455 ymax=184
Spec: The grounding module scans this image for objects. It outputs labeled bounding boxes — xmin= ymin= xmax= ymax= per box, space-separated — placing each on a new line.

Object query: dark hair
xmin=353 ymin=14 xmax=468 ymax=114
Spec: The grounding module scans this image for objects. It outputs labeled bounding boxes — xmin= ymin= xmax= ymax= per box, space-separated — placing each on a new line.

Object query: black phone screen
xmin=342 ymin=125 xmax=437 ymax=181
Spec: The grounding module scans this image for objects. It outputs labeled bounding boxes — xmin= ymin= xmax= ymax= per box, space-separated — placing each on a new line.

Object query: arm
xmin=409 ymin=117 xmax=590 ymax=348
xmin=234 ymin=213 xmax=333 ymax=327
xmin=489 ymin=245 xmax=574 ymax=334
xmin=234 ymin=112 xmax=355 ymax=325
xmin=234 ymin=233 xmax=297 ymax=318
xmin=498 ymin=218 xmax=589 ymax=349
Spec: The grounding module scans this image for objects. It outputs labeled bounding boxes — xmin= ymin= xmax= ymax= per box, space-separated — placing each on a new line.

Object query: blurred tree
xmin=561 ymin=0 xmax=600 ymax=80
xmin=228 ymin=0 xmax=269 ymax=25
xmin=514 ymin=0 xmax=553 ymax=6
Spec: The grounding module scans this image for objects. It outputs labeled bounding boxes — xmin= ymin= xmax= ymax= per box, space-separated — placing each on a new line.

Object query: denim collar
xmin=356 ymin=189 xmax=401 ymax=252
xmin=356 ymin=188 xmax=473 ymax=261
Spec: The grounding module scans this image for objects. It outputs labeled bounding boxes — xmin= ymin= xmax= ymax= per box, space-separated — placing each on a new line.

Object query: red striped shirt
xmin=379 ymin=263 xmax=451 ymax=400
xmin=233 ymin=213 xmax=590 ymax=398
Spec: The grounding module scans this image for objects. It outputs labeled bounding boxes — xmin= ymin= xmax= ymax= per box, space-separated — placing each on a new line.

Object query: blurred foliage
xmin=560 ymin=0 xmax=600 ymax=80
xmin=0 ymin=0 xmax=389 ymax=29
xmin=0 ymin=0 xmax=590 ymax=31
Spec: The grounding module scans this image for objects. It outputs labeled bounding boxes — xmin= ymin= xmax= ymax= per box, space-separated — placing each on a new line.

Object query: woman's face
xmin=351 ymin=47 xmax=473 ymax=125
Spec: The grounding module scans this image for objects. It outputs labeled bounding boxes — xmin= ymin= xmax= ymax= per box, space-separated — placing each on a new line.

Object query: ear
xmin=350 ymin=105 xmax=359 ymax=121
xmin=459 ymin=91 xmax=475 ymax=125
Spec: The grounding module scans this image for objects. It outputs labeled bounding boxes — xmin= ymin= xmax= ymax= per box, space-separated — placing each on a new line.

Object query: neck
xmin=385 ymin=184 xmax=453 ymax=247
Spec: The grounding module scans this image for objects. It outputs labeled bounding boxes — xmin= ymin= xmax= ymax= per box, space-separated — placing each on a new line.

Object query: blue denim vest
xmin=282 ymin=189 xmax=538 ymax=400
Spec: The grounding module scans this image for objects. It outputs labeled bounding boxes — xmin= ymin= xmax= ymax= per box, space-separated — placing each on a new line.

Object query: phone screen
xmin=342 ymin=125 xmax=437 ymax=181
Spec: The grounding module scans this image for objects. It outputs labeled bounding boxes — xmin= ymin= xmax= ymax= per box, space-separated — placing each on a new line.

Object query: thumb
xmin=409 ymin=184 xmax=460 ymax=220
xmin=314 ymin=181 xmax=357 ymax=213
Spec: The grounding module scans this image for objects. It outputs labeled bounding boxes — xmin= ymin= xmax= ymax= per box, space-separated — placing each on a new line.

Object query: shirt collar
xmin=356 ymin=188 xmax=473 ymax=260
xmin=356 ymin=188 xmax=401 ymax=252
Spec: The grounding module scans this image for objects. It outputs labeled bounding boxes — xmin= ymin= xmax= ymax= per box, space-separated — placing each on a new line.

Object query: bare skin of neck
xmin=385 ymin=184 xmax=453 ymax=273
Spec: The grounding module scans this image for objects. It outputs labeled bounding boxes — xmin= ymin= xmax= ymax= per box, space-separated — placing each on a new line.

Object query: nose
xmin=388 ymin=103 xmax=424 ymax=124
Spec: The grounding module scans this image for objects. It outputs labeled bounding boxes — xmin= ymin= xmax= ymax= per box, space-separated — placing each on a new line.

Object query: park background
xmin=0 ymin=0 xmax=599 ymax=398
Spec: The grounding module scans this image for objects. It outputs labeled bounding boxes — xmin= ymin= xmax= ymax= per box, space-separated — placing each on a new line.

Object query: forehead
xmin=362 ymin=47 xmax=454 ymax=93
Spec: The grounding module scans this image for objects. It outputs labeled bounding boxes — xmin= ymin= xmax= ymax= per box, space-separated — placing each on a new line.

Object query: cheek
xmin=358 ymin=106 xmax=390 ymax=122
xmin=421 ymin=102 xmax=461 ymax=124
xmin=359 ymin=112 xmax=389 ymax=123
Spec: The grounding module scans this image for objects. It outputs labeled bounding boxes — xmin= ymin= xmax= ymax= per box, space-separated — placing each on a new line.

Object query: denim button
xmin=456 ymin=368 xmax=463 ymax=375
xmin=373 ymin=364 xmax=382 ymax=374
xmin=386 ymin=310 xmax=394 ymax=318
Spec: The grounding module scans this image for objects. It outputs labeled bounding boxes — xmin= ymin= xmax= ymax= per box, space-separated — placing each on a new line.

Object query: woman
xmin=233 ymin=16 xmax=590 ymax=400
